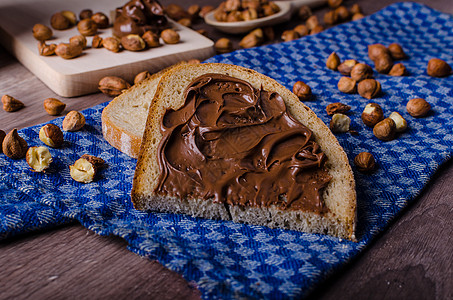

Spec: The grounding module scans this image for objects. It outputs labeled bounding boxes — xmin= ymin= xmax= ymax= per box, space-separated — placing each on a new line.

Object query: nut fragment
xmin=43 ymin=98 xmax=66 ymax=115
xmin=373 ymin=118 xmax=396 ymax=141
xmin=292 ymin=81 xmax=312 ymax=101
xmin=357 ymin=79 xmax=381 ymax=99
xmin=406 ymin=98 xmax=431 ymax=117
xmin=77 ymin=18 xmax=97 ymax=36
xmin=142 ymin=31 xmax=161 ymax=48
xmin=326 ymin=102 xmax=351 ymax=116
xmin=427 ymin=58 xmax=452 ymax=77
xmin=326 ymin=52 xmax=341 ymax=70
xmin=388 ymin=63 xmax=407 ymax=76
xmin=55 ymin=43 xmax=83 ymax=59
xmin=240 ymin=29 xmax=264 ymax=48
xmin=294 ymin=24 xmax=309 ymax=37
xmin=215 ymin=38 xmax=233 ymax=53
xmin=389 ymin=111 xmax=407 ymax=132
xmin=161 ymin=29 xmax=180 ymax=44
xmin=62 ymin=111 xmax=86 ymax=132
xmin=70 ymin=154 xmax=105 ymax=183
xmin=354 ymin=152 xmax=376 ymax=173
xmin=134 ymin=71 xmax=151 ymax=85
xmin=2 ymin=128 xmax=28 ymax=159
xmin=338 ymin=59 xmax=357 ymax=76
xmin=50 ymin=12 xmax=71 ymax=30
xmin=350 ymin=63 xmax=373 ymax=82
xmin=102 ymin=37 xmax=121 ymax=52
xmin=121 ymin=34 xmax=146 ymax=51
xmin=26 ymin=146 xmax=52 ymax=172
xmin=2 ymin=94 xmax=24 ymax=112
xmin=39 ymin=124 xmax=64 ymax=148
xmin=98 ymin=76 xmax=131 ymax=96
xmin=330 ymin=113 xmax=350 ymax=133
xmin=38 ymin=42 xmax=57 ymax=56
xmin=388 ymin=43 xmax=407 ymax=60
xmin=337 ymin=77 xmax=356 ymax=94
xmin=361 ymin=103 xmax=384 ymax=127
xmin=32 ymin=24 xmax=53 ymax=41
xmin=91 ymin=12 xmax=109 ymax=29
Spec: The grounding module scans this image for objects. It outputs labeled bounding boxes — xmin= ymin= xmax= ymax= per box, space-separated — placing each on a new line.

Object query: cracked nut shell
xmin=326 ymin=102 xmax=351 ymax=116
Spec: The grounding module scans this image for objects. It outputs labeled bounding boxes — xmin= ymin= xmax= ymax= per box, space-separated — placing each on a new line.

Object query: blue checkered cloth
xmin=1 ymin=2 xmax=452 ymax=299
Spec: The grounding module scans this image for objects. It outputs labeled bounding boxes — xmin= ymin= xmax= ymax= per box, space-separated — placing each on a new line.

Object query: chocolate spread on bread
xmin=113 ymin=0 xmax=167 ymax=38
xmin=155 ymin=74 xmax=331 ymax=214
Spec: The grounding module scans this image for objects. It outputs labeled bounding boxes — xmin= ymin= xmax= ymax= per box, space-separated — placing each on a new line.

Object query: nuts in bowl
xmin=213 ymin=0 xmax=280 ymax=22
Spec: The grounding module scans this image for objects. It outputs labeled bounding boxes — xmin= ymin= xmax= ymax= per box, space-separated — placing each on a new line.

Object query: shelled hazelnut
xmin=55 ymin=43 xmax=83 ymax=59
xmin=388 ymin=112 xmax=408 ymax=132
xmin=305 ymin=15 xmax=319 ymax=31
xmin=357 ymin=79 xmax=381 ymax=99
xmin=2 ymin=128 xmax=28 ymax=159
xmin=142 ymin=31 xmax=161 ymax=48
xmin=161 ymin=29 xmax=180 ymax=44
xmin=388 ymin=63 xmax=407 ymax=76
xmin=294 ymin=24 xmax=309 ymax=37
xmin=63 ymin=111 xmax=86 ymax=132
xmin=43 ymin=98 xmax=65 ymax=115
xmin=338 ymin=59 xmax=357 ymax=76
xmin=310 ymin=25 xmax=324 ymax=35
xmin=38 ymin=42 xmax=57 ymax=56
xmin=293 ymin=81 xmax=312 ymax=101
xmin=326 ymin=52 xmax=341 ymax=70
xmin=121 ymin=34 xmax=146 ymax=51
xmin=240 ymin=29 xmax=263 ymax=48
xmin=26 ymin=146 xmax=52 ymax=172
xmin=70 ymin=154 xmax=105 ymax=183
xmin=337 ymin=77 xmax=356 ymax=94
xmin=354 ymin=152 xmax=376 ymax=173
xmin=350 ymin=63 xmax=373 ymax=82
xmin=335 ymin=6 xmax=350 ymax=22
xmin=361 ymin=103 xmax=384 ymax=127
xmin=103 ymin=37 xmax=121 ymax=53
xmin=39 ymin=124 xmax=64 ymax=148
xmin=373 ymin=118 xmax=396 ymax=141
xmin=2 ymin=94 xmax=24 ymax=112
xmin=77 ymin=18 xmax=97 ymax=36
xmin=91 ymin=12 xmax=109 ymax=29
xmin=33 ymin=24 xmax=53 ymax=41
xmin=330 ymin=113 xmax=351 ymax=133
xmin=50 ymin=12 xmax=71 ymax=30
xmin=281 ymin=30 xmax=300 ymax=42
xmin=427 ymin=58 xmax=452 ymax=77
xmin=215 ymin=38 xmax=233 ymax=53
xmin=324 ymin=10 xmax=338 ymax=26
xmin=406 ymin=98 xmax=431 ymax=117
xmin=388 ymin=43 xmax=407 ymax=60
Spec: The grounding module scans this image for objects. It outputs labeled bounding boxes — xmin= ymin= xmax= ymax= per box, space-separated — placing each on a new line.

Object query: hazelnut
xmin=323 ymin=10 xmax=338 ymax=26
xmin=32 ymin=24 xmax=53 ymax=41
xmin=310 ymin=25 xmax=324 ymax=35
xmin=389 ymin=111 xmax=407 ymax=132
xmin=338 ymin=59 xmax=358 ymax=76
xmin=69 ymin=35 xmax=87 ymax=49
xmin=91 ymin=12 xmax=109 ymax=29
xmin=165 ymin=4 xmax=190 ymax=21
xmin=354 ymin=152 xmax=376 ymax=173
xmin=196 ymin=29 xmax=209 ymax=37
xmin=98 ymin=76 xmax=131 ymax=96
xmin=337 ymin=77 xmax=356 ymax=94
xmin=43 ymin=98 xmax=66 ymax=115
xmin=335 ymin=6 xmax=350 ymax=22
xmin=373 ymin=118 xmax=396 ymax=141
xmin=350 ymin=63 xmax=373 ymax=82
xmin=361 ymin=103 xmax=384 ymax=127
xmin=215 ymin=38 xmax=233 ymax=54
xmin=388 ymin=63 xmax=407 ymax=76
xmin=102 ymin=37 xmax=121 ymax=53
xmin=92 ymin=35 xmax=103 ymax=48
xmin=38 ymin=42 xmax=57 ymax=56
xmin=0 ymin=130 xmax=5 ymax=152
xmin=121 ymin=34 xmax=146 ymax=51
xmin=374 ymin=54 xmax=394 ymax=74
xmin=298 ymin=5 xmax=312 ymax=21
xmin=62 ymin=111 xmax=86 ymax=132
xmin=26 ymin=146 xmax=52 ymax=172
xmin=368 ymin=44 xmax=389 ymax=61
xmin=240 ymin=29 xmax=264 ymax=48
xmin=294 ymin=24 xmax=309 ymax=37
xmin=281 ymin=30 xmax=300 ymax=42
xmin=199 ymin=6 xmax=215 ymax=18
xmin=50 ymin=12 xmax=71 ymax=30
xmin=188 ymin=5 xmax=201 ymax=18
xmin=142 ymin=31 xmax=161 ymax=48
xmin=330 ymin=113 xmax=351 ymax=133
xmin=2 ymin=94 xmax=24 ymax=112
xmin=61 ymin=11 xmax=77 ymax=26
xmin=427 ymin=58 xmax=452 ymax=77
xmin=161 ymin=29 xmax=180 ymax=44
xmin=388 ymin=43 xmax=407 ymax=60
xmin=328 ymin=0 xmax=343 ymax=9
xmin=357 ymin=79 xmax=381 ymax=99
xmin=2 ymin=128 xmax=28 ymax=159
xmin=39 ymin=124 xmax=64 ymax=148
xmin=178 ymin=18 xmax=192 ymax=27
xmin=70 ymin=154 xmax=105 ymax=183
xmin=55 ymin=43 xmax=83 ymax=59
xmin=134 ymin=71 xmax=151 ymax=85
xmin=351 ymin=13 xmax=365 ymax=21
xmin=406 ymin=98 xmax=431 ymax=117
xmin=77 ymin=18 xmax=97 ymax=36
xmin=79 ymin=9 xmax=93 ymax=20
xmin=326 ymin=52 xmax=341 ymax=70
xmin=305 ymin=15 xmax=319 ymax=31
xmin=326 ymin=102 xmax=351 ymax=116
xmin=293 ymin=81 xmax=312 ymax=101
xmin=350 ymin=4 xmax=362 ymax=14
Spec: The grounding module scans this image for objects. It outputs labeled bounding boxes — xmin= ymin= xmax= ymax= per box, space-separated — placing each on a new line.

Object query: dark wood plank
xmin=0 ymin=1 xmax=452 ymax=299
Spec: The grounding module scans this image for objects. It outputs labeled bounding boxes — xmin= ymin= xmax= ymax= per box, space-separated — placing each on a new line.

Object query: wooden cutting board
xmin=0 ymin=0 xmax=215 ymax=97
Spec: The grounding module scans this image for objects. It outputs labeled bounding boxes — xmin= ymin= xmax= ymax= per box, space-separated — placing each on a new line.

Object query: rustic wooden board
xmin=0 ymin=0 xmax=215 ymax=97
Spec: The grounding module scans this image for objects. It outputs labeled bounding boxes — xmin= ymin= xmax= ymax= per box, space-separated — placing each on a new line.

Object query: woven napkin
xmin=1 ymin=2 xmax=452 ymax=299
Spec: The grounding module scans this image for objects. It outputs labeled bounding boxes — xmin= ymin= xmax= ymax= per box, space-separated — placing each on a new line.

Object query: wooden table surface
xmin=1 ymin=1 xmax=452 ymax=299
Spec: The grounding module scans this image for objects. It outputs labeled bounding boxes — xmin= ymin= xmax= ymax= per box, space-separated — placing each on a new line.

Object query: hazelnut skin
xmin=354 ymin=152 xmax=376 ymax=173
xmin=406 ymin=98 xmax=431 ymax=117
xmin=373 ymin=118 xmax=396 ymax=141
xmin=427 ymin=58 xmax=452 ymax=77
xmin=293 ymin=81 xmax=312 ymax=101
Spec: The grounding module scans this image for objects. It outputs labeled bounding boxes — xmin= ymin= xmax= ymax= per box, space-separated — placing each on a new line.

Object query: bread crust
xmin=132 ymin=63 xmax=356 ymax=240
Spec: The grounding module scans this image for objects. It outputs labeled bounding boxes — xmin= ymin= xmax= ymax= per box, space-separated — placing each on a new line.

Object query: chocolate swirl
xmin=155 ymin=74 xmax=331 ymax=213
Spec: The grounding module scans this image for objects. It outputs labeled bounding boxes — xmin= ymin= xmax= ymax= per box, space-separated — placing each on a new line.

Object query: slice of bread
xmin=132 ymin=63 xmax=356 ymax=240
xmin=101 ymin=62 xmax=192 ymax=158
